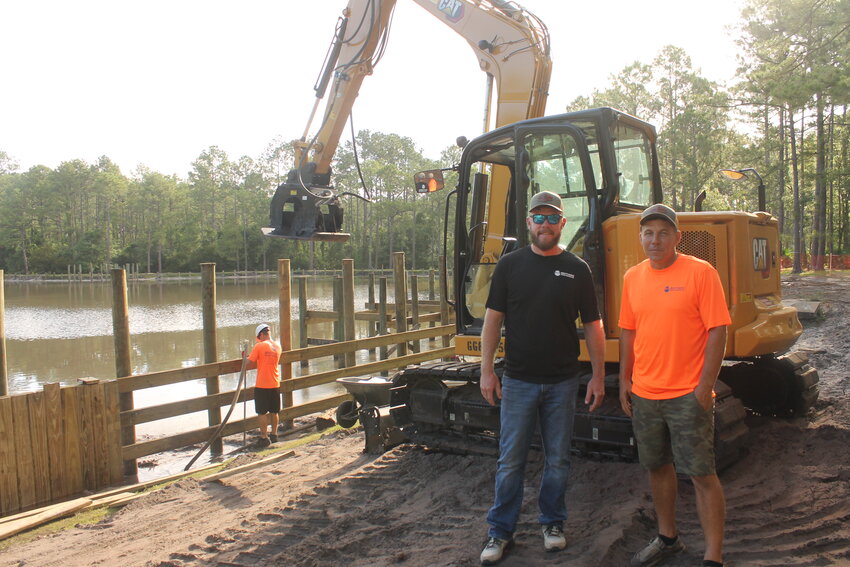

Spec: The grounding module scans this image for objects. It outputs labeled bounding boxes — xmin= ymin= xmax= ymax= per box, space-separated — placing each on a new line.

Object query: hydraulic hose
xmin=184 ymin=345 xmax=250 ymax=471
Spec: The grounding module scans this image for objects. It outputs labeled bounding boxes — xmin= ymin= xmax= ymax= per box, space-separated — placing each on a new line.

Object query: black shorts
xmin=254 ymin=387 xmax=281 ymax=415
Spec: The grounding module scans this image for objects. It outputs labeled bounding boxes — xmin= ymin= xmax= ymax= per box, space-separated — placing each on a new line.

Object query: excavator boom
xmin=264 ymin=0 xmax=551 ymax=241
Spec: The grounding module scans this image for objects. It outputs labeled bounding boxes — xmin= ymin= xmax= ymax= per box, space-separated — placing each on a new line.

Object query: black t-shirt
xmin=486 ymin=246 xmax=600 ymax=383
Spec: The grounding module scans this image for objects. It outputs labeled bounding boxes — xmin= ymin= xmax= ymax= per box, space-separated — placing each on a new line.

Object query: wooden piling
xmin=111 ymin=268 xmax=136 ymax=478
xmin=333 ymin=278 xmax=344 ymax=368
xmin=379 ymin=277 xmax=388 ymax=375
xmin=200 ymin=263 xmax=222 ymax=455
xmin=393 ymin=252 xmax=408 ymax=356
xmin=278 ymin=259 xmax=294 ymax=426
xmin=410 ymin=274 xmax=420 ymax=353
xmin=439 ymin=256 xmax=451 ymax=351
xmin=428 ymin=269 xmax=436 ymax=341
xmin=0 ymin=270 xmax=7 ymax=397
xmin=343 ymin=260 xmax=356 ymax=367
xmin=298 ymin=277 xmax=309 ymax=368
xmin=367 ymin=274 xmax=377 ymax=354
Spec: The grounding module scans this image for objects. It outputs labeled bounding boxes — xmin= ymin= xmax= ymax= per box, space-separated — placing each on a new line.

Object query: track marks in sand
xmin=656 ymin=420 xmax=850 ymax=567
xmin=165 ymin=446 xmax=656 ymax=567
xmin=157 ymin=445 xmax=494 ymax=567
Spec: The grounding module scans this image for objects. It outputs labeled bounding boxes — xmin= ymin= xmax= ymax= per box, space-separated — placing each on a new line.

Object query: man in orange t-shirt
xmin=619 ymin=204 xmax=731 ymax=567
xmin=247 ymin=323 xmax=282 ymax=447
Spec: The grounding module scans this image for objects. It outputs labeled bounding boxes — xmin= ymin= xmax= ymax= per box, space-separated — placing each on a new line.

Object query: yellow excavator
xmin=266 ymin=1 xmax=819 ymax=466
xmin=392 ymin=107 xmax=818 ymax=466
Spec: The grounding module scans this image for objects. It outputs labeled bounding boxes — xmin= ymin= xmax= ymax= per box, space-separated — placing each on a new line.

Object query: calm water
xmin=4 ymin=276 xmax=422 ymax=437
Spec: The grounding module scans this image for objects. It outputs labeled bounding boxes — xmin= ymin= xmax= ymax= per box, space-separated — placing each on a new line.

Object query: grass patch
xmin=0 ymin=506 xmax=117 ymax=552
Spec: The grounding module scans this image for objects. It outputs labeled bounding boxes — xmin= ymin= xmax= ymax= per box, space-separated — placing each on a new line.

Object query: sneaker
xmin=269 ymin=434 xmax=278 ymax=443
xmin=480 ymin=537 xmax=511 ymax=565
xmin=542 ymin=524 xmax=567 ymax=551
xmin=630 ymin=535 xmax=685 ymax=567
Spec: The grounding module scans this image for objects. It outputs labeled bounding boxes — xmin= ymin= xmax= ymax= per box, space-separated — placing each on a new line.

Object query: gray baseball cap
xmin=528 ymin=191 xmax=562 ymax=213
xmin=640 ymin=203 xmax=678 ymax=229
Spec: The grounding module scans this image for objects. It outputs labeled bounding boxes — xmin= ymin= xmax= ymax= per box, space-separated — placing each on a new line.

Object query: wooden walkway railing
xmin=119 ymin=324 xmax=454 ymax=460
xmin=0 ymin=326 xmax=453 ymax=517
xmin=0 ymin=253 xmax=456 ymax=518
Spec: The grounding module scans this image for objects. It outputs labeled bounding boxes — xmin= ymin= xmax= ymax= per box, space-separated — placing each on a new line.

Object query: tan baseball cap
xmin=640 ymin=203 xmax=678 ymax=229
xmin=528 ymin=191 xmax=562 ymax=213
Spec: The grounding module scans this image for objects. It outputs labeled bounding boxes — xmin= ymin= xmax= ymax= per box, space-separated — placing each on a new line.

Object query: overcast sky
xmin=1 ymin=0 xmax=745 ymax=177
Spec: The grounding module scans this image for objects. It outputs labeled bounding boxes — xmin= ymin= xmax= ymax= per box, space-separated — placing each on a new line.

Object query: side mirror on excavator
xmin=414 ymin=170 xmax=446 ymax=194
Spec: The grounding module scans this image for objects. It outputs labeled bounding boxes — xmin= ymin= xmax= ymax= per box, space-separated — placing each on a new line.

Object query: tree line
xmin=569 ymin=0 xmax=849 ymax=270
xmin=1 ymin=0 xmax=847 ymax=275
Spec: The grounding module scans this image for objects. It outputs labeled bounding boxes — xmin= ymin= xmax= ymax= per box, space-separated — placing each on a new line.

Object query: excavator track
xmin=713 ymin=379 xmax=749 ymax=470
xmin=405 ymin=429 xmax=500 ymax=458
xmin=391 ymin=363 xmax=751 ymax=470
xmin=720 ymin=351 xmax=819 ymax=418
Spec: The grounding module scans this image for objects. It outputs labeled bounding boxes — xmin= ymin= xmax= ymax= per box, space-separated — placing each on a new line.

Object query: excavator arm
xmin=264 ymin=0 xmax=551 ymax=241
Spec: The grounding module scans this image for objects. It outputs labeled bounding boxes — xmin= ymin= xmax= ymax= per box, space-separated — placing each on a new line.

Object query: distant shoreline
xmin=2 ymin=268 xmax=440 ymax=284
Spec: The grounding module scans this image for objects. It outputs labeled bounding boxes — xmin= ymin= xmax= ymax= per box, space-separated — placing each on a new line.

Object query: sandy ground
xmin=1 ymin=274 xmax=848 ymax=567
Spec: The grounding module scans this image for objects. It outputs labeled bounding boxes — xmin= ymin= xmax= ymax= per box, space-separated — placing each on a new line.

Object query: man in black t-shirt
xmin=478 ymin=191 xmax=607 ymax=565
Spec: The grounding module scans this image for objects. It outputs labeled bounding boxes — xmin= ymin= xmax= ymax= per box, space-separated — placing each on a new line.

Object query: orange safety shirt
xmin=249 ymin=338 xmax=282 ymax=389
xmin=619 ymin=254 xmax=731 ymax=400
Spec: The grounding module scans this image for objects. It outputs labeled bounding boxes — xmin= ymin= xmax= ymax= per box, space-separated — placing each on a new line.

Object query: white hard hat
xmin=255 ymin=323 xmax=270 ymax=337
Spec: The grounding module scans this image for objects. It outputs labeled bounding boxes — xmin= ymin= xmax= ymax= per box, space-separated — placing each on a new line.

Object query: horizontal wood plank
xmin=122 ymin=388 xmax=255 ymax=426
xmin=122 ymin=393 xmax=349 ymax=460
xmin=281 ymin=325 xmax=453 ymax=363
xmin=280 ymin=347 xmax=455 ymax=392
xmin=117 ymin=360 xmax=243 ymax=393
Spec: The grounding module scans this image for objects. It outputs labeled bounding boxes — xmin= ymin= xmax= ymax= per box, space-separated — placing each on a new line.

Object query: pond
xmin=3 ymin=275 xmax=430 ymax=438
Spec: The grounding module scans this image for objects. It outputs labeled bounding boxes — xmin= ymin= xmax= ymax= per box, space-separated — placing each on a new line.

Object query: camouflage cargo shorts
xmin=631 ymin=391 xmax=715 ymax=476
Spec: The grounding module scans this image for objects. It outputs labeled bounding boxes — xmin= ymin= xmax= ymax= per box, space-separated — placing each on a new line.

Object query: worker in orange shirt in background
xmin=247 ymin=323 xmax=282 ymax=447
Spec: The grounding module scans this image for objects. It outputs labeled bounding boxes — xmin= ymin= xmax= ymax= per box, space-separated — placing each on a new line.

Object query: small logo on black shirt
xmin=554 ymin=270 xmax=575 ymax=278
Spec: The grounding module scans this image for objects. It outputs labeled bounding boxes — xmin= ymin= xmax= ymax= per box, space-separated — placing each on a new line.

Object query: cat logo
xmin=438 ymin=0 xmax=464 ymax=21
xmin=753 ymin=238 xmax=769 ymax=275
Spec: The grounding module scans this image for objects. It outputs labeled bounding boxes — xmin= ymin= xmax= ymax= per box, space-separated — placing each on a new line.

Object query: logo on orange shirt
xmin=664 ymin=286 xmax=685 ymax=292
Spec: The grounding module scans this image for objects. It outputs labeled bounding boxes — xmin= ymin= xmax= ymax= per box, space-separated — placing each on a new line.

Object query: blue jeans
xmin=486 ymin=374 xmax=579 ymax=540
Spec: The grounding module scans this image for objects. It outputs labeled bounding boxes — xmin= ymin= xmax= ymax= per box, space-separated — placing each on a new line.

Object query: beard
xmin=531 ymin=229 xmax=560 ymax=251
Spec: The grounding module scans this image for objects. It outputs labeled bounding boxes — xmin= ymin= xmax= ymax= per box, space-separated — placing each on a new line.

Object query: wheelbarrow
xmin=335 ymin=376 xmax=394 ymax=428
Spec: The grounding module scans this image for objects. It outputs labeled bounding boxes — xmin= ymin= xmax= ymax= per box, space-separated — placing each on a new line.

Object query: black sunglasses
xmin=530 ymin=213 xmax=562 ymax=225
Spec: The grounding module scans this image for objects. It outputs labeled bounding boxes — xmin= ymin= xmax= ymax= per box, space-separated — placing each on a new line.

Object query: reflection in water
xmin=5 ymin=277 xmax=429 ymax=436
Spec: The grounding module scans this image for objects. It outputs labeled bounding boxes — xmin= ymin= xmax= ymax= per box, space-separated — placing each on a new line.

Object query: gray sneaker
xmin=542 ymin=524 xmax=567 ymax=551
xmin=480 ymin=537 xmax=511 ymax=565
xmin=630 ymin=535 xmax=685 ymax=567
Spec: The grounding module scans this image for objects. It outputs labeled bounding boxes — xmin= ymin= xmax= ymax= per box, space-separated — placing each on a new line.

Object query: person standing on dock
xmin=247 ymin=323 xmax=283 ymax=447
xmin=478 ymin=191 xmax=607 ymax=565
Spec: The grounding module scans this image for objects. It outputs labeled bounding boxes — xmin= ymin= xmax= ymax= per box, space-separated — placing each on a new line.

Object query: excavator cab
xmin=450 ymin=108 xmax=662 ymax=349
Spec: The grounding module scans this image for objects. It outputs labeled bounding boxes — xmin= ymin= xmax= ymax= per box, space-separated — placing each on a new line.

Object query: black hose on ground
xmin=184 ymin=346 xmax=250 ymax=471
